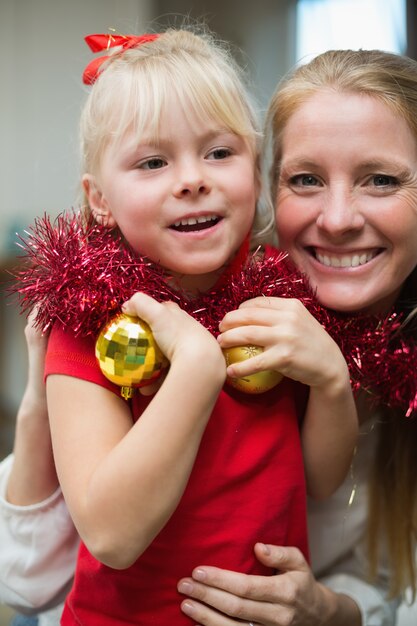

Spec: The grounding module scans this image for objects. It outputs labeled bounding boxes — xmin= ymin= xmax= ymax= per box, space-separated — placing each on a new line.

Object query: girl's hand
xmin=123 ymin=292 xmax=225 ymax=372
xmin=219 ymin=297 xmax=357 ymax=499
xmin=177 ymin=543 xmax=360 ymax=626
xmin=218 ymin=297 xmax=347 ymax=390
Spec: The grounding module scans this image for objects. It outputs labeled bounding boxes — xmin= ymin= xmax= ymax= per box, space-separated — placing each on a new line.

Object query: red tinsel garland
xmin=9 ymin=211 xmax=417 ymax=417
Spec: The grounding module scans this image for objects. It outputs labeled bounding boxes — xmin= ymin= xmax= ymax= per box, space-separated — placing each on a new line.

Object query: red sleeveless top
xmin=45 ymin=283 xmax=308 ymax=626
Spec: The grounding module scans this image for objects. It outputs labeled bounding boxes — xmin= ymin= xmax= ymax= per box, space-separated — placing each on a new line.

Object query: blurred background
xmin=0 ymin=0 xmax=415 ymax=621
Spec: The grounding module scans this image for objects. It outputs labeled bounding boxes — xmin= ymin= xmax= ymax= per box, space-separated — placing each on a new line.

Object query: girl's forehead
xmin=92 ymin=65 xmax=257 ymax=162
xmin=105 ymin=63 xmax=248 ymax=125
xmin=111 ymin=96 xmax=238 ymax=146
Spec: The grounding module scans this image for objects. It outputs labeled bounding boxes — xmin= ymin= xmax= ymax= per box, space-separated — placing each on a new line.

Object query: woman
xmin=177 ymin=49 xmax=417 ymax=626
xmin=2 ymin=48 xmax=417 ymax=626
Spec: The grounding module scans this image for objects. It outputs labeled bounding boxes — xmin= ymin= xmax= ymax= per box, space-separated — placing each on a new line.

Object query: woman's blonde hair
xmin=267 ymin=48 xmax=417 ymax=598
xmin=267 ymin=49 xmax=417 ymax=202
xmin=80 ymin=27 xmax=273 ymax=242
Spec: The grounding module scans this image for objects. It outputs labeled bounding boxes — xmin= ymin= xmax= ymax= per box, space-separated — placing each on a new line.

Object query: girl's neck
xmin=167 ymin=268 xmax=226 ymax=297
xmin=164 ymin=234 xmax=251 ymax=298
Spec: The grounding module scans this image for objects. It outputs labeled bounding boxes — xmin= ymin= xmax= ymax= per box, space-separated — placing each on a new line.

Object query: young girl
xmin=19 ymin=29 xmax=357 ymax=624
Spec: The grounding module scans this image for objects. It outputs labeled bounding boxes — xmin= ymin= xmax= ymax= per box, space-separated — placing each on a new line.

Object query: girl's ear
xmin=82 ymin=174 xmax=117 ymax=228
xmin=254 ymin=156 xmax=262 ymax=199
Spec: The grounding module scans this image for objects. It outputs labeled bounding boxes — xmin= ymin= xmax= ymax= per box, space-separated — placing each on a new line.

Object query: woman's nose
xmin=316 ymin=188 xmax=365 ymax=235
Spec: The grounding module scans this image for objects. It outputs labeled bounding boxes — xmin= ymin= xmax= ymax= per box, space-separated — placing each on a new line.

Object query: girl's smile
xmin=170 ymin=214 xmax=221 ymax=232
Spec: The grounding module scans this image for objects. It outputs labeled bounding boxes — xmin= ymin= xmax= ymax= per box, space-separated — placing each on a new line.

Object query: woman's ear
xmin=82 ymin=174 xmax=116 ymax=228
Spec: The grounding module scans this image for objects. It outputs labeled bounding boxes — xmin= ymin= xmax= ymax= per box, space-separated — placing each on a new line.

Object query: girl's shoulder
xmin=45 ymin=323 xmax=119 ymax=395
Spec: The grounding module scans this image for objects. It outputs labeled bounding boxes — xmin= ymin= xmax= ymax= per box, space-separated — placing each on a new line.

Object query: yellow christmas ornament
xmin=223 ymin=345 xmax=283 ymax=394
xmin=95 ymin=313 xmax=167 ymax=400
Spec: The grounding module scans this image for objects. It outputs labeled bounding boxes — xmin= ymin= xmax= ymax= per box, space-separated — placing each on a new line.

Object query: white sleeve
xmin=320 ymin=573 xmax=399 ymax=626
xmin=309 ymin=416 xmax=400 ymax=626
xmin=0 ymin=455 xmax=78 ymax=612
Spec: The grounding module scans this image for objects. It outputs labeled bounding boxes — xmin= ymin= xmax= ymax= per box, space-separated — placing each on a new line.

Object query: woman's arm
xmin=217 ymin=297 xmax=358 ymax=499
xmin=47 ymin=294 xmax=226 ymax=569
xmin=177 ymin=542 xmax=396 ymax=626
xmin=177 ymin=543 xmax=399 ymax=626
xmin=7 ymin=315 xmax=58 ymax=504
xmin=0 ymin=454 xmax=78 ymax=611
xmin=0 ymin=314 xmax=78 ymax=611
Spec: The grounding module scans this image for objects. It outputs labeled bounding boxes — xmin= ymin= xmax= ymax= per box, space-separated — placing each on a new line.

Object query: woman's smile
xmin=310 ymin=247 xmax=382 ymax=269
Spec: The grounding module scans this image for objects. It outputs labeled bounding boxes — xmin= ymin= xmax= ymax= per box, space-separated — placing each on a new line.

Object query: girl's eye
xmin=289 ymin=174 xmax=321 ymax=187
xmin=371 ymin=174 xmax=398 ymax=187
xmin=140 ymin=157 xmax=167 ymax=170
xmin=207 ymin=147 xmax=232 ymax=160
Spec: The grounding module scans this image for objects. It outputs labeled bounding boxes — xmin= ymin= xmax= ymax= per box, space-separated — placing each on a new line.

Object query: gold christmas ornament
xmin=95 ymin=313 xmax=166 ymax=399
xmin=223 ymin=345 xmax=283 ymax=394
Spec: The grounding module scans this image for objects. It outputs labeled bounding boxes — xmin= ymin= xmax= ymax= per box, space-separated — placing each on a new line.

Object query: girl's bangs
xmin=106 ymin=58 xmax=256 ymax=149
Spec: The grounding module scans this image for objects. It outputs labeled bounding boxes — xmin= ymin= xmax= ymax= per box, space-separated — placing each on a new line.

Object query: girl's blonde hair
xmin=80 ymin=28 xmax=273 ymax=242
xmin=267 ymin=48 xmax=417 ymax=599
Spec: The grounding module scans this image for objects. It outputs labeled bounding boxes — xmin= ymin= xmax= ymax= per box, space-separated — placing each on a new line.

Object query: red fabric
xmin=46 ymin=327 xmax=308 ymax=626
xmin=83 ymin=33 xmax=160 ymax=85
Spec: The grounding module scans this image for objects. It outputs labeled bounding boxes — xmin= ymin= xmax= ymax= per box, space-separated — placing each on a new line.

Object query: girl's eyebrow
xmin=139 ymin=128 xmax=236 ymax=149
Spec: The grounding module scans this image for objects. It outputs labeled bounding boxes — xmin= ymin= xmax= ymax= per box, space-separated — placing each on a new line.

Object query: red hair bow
xmin=83 ymin=33 xmax=160 ymax=85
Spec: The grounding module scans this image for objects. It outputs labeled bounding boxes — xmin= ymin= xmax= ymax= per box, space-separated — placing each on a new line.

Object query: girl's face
xmin=84 ymin=96 xmax=257 ymax=292
xmin=276 ymin=90 xmax=417 ymax=314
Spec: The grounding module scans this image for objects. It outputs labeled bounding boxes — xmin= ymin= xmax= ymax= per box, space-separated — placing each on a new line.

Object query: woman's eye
xmin=207 ymin=147 xmax=232 ymax=160
xmin=371 ymin=174 xmax=398 ymax=187
xmin=289 ymin=174 xmax=320 ymax=187
xmin=140 ymin=157 xmax=166 ymax=170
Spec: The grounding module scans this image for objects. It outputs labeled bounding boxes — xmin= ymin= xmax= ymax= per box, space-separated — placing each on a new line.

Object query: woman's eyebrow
xmin=280 ymin=158 xmax=320 ymax=171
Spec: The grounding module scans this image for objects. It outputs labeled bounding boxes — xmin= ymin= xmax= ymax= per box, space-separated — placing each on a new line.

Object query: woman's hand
xmin=23 ymin=309 xmax=49 ymax=407
xmin=177 ymin=543 xmax=361 ymax=626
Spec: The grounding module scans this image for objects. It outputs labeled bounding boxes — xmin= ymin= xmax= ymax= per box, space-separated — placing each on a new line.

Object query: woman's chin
xmin=315 ymin=287 xmax=397 ymax=316
xmin=313 ymin=287 xmax=370 ymax=314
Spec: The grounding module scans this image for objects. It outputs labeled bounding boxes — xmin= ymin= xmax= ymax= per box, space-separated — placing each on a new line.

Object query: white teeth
xmin=173 ymin=215 xmax=218 ymax=227
xmin=316 ymin=250 xmax=377 ymax=268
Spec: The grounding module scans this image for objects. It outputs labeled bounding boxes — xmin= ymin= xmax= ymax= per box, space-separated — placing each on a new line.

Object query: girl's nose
xmin=172 ymin=162 xmax=211 ymax=198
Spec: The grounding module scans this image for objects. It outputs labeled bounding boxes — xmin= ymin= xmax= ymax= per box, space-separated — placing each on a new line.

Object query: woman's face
xmin=276 ymin=90 xmax=417 ymax=314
